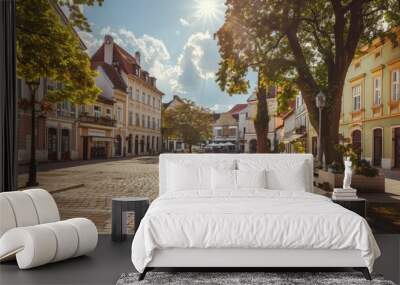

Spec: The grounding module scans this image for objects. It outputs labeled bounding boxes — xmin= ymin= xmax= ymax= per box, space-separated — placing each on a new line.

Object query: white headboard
xmin=159 ymin=153 xmax=314 ymax=195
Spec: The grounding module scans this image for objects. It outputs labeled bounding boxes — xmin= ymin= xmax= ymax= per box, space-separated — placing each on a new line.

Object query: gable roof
xmin=228 ymin=104 xmax=247 ymax=114
xmin=91 ymin=42 xmax=164 ymax=95
xmin=92 ymin=62 xmax=127 ymax=92
xmin=163 ymin=95 xmax=185 ymax=109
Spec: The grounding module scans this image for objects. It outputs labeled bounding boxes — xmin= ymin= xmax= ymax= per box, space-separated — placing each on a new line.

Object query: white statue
xmin=343 ymin=156 xmax=353 ymax=189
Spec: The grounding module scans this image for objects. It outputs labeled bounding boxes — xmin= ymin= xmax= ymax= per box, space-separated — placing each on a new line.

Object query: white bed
xmin=131 ymin=154 xmax=380 ymax=280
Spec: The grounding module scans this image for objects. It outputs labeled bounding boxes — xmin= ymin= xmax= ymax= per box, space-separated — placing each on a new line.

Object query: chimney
xmin=135 ymin=51 xmax=141 ymax=65
xmin=104 ymin=35 xmax=114 ymax=65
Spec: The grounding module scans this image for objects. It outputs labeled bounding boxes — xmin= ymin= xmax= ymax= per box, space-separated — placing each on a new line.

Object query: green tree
xmin=162 ymin=100 xmax=213 ymax=153
xmin=216 ymin=0 xmax=400 ymax=164
xmin=17 ymin=0 xmax=101 ymax=186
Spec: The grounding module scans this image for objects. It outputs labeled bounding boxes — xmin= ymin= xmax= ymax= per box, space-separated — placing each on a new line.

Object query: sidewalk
xmin=17 ymin=157 xmax=135 ymax=175
xmin=380 ymin=168 xmax=400 ymax=181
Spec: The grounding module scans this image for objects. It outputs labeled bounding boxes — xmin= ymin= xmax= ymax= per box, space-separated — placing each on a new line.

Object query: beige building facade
xmin=340 ymin=31 xmax=400 ymax=169
xmin=91 ymin=35 xmax=163 ymax=159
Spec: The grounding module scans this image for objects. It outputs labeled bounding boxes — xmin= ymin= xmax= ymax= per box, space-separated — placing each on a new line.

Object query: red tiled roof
xmin=92 ymin=62 xmax=127 ymax=92
xmin=228 ymin=104 xmax=247 ymax=114
xmin=91 ymin=42 xmax=164 ymax=95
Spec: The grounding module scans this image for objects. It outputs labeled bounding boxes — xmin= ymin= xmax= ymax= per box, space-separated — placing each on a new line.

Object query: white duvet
xmin=131 ymin=190 xmax=380 ymax=272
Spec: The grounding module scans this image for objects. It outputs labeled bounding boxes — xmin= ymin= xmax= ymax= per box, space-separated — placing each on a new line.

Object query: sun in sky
xmin=194 ymin=0 xmax=224 ymax=23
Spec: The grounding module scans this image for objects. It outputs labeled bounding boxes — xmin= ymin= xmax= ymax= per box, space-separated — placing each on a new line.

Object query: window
xmin=147 ymin=95 xmax=151 ymax=105
xmin=152 ymin=117 xmax=155 ymax=129
xmin=116 ymin=106 xmax=123 ymax=123
xmin=352 ymin=84 xmax=361 ymax=111
xmin=142 ymin=92 xmax=146 ymax=103
xmin=147 ymin=116 xmax=150 ymax=128
xmin=128 ymin=87 xmax=133 ymax=99
xmin=142 ymin=114 xmax=145 ymax=127
xmin=128 ymin=111 xmax=133 ymax=125
xmin=136 ymin=113 xmax=140 ymax=126
xmin=94 ymin=105 xmax=101 ymax=118
xmin=106 ymin=108 xmax=112 ymax=118
xmin=152 ymin=97 xmax=155 ymax=108
xmin=392 ymin=69 xmax=400 ymax=102
xmin=136 ymin=89 xmax=140 ymax=101
xmin=373 ymin=77 xmax=381 ymax=105
xmin=61 ymin=100 xmax=69 ymax=111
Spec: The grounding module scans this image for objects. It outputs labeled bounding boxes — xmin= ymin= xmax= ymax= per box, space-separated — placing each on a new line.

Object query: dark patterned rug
xmin=116 ymin=272 xmax=395 ymax=285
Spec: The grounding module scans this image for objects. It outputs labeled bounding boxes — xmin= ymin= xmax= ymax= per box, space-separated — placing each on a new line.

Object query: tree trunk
xmin=26 ymin=84 xmax=39 ymax=187
xmin=254 ymin=84 xmax=269 ymax=153
xmin=321 ymin=91 xmax=342 ymax=166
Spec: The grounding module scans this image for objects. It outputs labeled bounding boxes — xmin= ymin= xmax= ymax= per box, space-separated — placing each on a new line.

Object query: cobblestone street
xmin=18 ymin=157 xmax=159 ymax=234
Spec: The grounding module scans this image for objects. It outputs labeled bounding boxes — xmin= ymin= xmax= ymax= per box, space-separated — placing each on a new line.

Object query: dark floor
xmin=1 ymin=235 xmax=399 ymax=285
xmin=0 ymin=235 xmax=134 ymax=285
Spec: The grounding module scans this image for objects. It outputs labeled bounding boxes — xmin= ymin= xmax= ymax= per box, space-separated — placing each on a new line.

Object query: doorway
xmin=373 ymin=128 xmax=382 ymax=167
xmin=134 ymin=135 xmax=139 ymax=155
xmin=395 ymin=128 xmax=400 ymax=168
xmin=114 ymin=135 xmax=122 ymax=156
xmin=48 ymin=128 xmax=58 ymax=161
xmin=61 ymin=129 xmax=70 ymax=160
xmin=249 ymin=139 xmax=257 ymax=153
xmin=351 ymin=130 xmax=362 ymax=158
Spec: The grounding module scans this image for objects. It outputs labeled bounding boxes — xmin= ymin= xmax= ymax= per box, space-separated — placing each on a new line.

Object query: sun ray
xmin=194 ymin=0 xmax=224 ymax=23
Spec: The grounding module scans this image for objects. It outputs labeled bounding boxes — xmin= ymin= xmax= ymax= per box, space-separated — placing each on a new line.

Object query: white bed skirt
xmin=148 ymin=248 xmax=366 ymax=268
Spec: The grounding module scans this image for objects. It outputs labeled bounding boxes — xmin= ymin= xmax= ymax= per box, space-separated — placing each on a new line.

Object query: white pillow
xmin=211 ymin=168 xmax=237 ymax=190
xmin=236 ymin=169 xmax=267 ymax=189
xmin=238 ymin=159 xmax=308 ymax=191
xmin=167 ymin=160 xmax=236 ymax=191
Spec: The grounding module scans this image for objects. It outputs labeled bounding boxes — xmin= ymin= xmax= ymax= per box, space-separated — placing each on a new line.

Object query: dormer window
xmin=150 ymin=77 xmax=156 ymax=87
xmin=133 ymin=64 xmax=140 ymax=76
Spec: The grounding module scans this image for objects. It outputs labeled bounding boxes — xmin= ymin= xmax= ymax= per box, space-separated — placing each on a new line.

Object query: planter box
xmin=318 ymin=170 xmax=385 ymax=193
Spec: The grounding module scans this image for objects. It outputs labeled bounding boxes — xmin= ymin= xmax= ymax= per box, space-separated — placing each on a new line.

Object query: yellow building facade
xmin=340 ymin=32 xmax=400 ymax=169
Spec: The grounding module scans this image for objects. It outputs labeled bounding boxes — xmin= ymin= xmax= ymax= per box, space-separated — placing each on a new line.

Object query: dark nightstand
xmin=112 ymin=197 xmax=149 ymax=242
xmin=332 ymin=197 xmax=367 ymax=218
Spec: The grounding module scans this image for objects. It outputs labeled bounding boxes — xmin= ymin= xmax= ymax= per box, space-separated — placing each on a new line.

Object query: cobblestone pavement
xmin=18 ymin=157 xmax=159 ymax=234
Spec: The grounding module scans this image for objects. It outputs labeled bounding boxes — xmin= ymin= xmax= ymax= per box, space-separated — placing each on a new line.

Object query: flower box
xmin=318 ymin=170 xmax=385 ymax=193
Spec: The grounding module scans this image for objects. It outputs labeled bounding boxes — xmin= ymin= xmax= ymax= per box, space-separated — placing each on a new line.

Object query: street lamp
xmin=315 ymin=91 xmax=326 ymax=167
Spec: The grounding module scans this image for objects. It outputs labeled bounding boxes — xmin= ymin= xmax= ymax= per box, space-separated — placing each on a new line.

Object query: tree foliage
xmin=16 ymin=0 xmax=102 ymax=186
xmin=17 ymin=0 xmax=101 ymax=104
xmin=56 ymin=0 xmax=103 ymax=32
xmin=216 ymin=0 xmax=400 ymax=163
xmin=162 ymin=100 xmax=213 ymax=152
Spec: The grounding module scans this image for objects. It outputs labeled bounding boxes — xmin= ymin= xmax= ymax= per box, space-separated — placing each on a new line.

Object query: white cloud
xmin=79 ymin=27 xmax=221 ymax=98
xmin=175 ymin=31 xmax=219 ymax=92
xmin=210 ymin=104 xmax=233 ymax=112
xmin=78 ymin=30 xmax=102 ymax=55
xmin=179 ymin=18 xmax=190 ymax=27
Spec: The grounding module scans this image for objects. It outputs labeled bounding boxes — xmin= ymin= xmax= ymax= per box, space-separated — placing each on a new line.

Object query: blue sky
xmin=80 ymin=0 xmax=256 ymax=112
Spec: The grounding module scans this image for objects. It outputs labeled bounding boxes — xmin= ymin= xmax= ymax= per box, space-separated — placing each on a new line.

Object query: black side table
xmin=112 ymin=197 xmax=149 ymax=241
xmin=332 ymin=198 xmax=367 ymax=218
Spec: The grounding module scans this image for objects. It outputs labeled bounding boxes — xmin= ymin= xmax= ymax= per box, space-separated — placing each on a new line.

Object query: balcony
xmin=79 ymin=114 xmax=116 ymax=127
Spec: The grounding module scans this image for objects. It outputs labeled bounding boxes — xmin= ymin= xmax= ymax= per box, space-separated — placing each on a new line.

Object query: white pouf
xmin=0 ymin=189 xmax=98 ymax=269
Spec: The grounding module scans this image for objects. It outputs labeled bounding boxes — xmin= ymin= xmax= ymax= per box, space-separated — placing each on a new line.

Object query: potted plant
xmin=318 ymin=142 xmax=384 ymax=193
